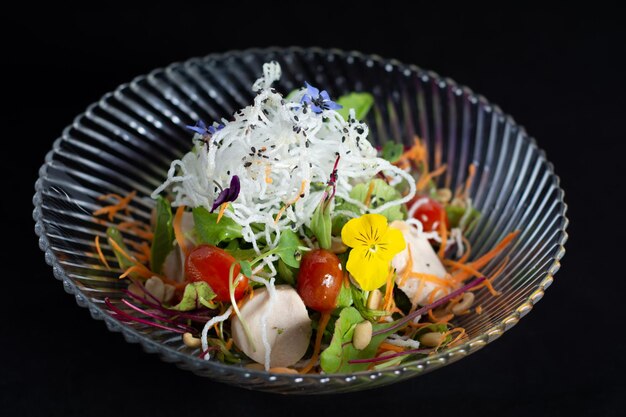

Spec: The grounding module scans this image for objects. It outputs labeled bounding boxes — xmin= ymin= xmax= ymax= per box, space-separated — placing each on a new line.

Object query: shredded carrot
xmin=446 ymin=327 xmax=467 ymax=347
xmin=127 ymin=240 xmax=151 ymax=261
xmin=93 ymin=190 xmax=137 ymax=221
xmin=426 ymin=288 xmax=453 ymax=322
xmin=417 ymin=164 xmax=447 ymax=192
xmin=94 ymin=235 xmax=110 ymax=269
xmin=407 ymin=272 xmax=454 ymax=288
xmin=343 ymin=271 xmax=350 ymax=288
xmin=225 ymin=338 xmax=234 ymax=350
xmin=217 ymin=203 xmax=229 ymax=223
xmin=108 ymin=238 xmax=136 ymax=264
xmin=381 ymin=268 xmax=395 ymax=312
xmin=300 ymin=312 xmax=331 ymax=374
xmin=119 ymin=264 xmax=152 ymax=279
xmin=438 ymin=209 xmax=448 ymax=259
xmin=475 ymin=305 xmax=483 ymax=315
xmin=248 ymin=287 xmax=255 ymax=301
xmin=213 ymin=322 xmax=221 ymax=339
xmin=275 ymin=180 xmax=307 ymax=223
xmin=463 ymin=164 xmax=476 ymax=199
xmin=364 ymin=181 xmax=376 ymax=208
xmin=118 ymin=221 xmax=154 ymax=240
xmin=378 ymin=342 xmax=405 ymax=353
xmin=398 ymin=246 xmax=414 ymax=286
xmin=410 ymin=279 xmax=426 ymax=311
xmin=173 ymin=205 xmax=188 ymax=256
xmin=449 ymin=230 xmax=519 ymax=283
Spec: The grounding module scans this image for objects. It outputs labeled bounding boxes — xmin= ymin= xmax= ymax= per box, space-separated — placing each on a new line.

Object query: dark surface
xmin=6 ymin=6 xmax=625 ymax=417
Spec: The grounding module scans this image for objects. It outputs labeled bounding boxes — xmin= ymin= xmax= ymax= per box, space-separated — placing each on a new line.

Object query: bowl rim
xmin=33 ymin=46 xmax=569 ymax=387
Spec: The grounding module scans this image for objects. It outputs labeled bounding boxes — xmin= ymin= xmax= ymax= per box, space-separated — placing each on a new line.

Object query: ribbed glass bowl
xmin=33 ymin=47 xmax=568 ymax=394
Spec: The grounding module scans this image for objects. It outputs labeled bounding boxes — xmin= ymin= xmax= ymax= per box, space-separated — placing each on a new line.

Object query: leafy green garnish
xmin=284 ymin=88 xmax=301 ymax=102
xmin=168 ymin=282 xmax=217 ymax=311
xmin=320 ymin=307 xmax=396 ymax=373
xmin=351 ymin=286 xmax=387 ymax=321
xmin=381 ymin=142 xmax=404 ymax=163
xmin=310 ymin=201 xmax=332 ymax=250
xmin=149 ymin=197 xmax=174 ymax=274
xmin=192 ymin=206 xmax=242 ymax=245
xmin=238 ymin=260 xmax=252 ymax=278
xmin=273 ymin=229 xmax=303 ymax=268
xmin=445 ymin=205 xmax=480 ymax=230
xmin=336 ymin=283 xmax=353 ymax=308
xmin=335 ymin=179 xmax=406 ymax=224
xmin=224 ymin=240 xmax=256 ymax=261
xmin=207 ymin=337 xmax=241 ymax=364
xmin=276 ymin=259 xmax=296 ymax=285
xmin=336 ymin=92 xmax=374 ymax=121
xmin=106 ymin=227 xmax=137 ymax=276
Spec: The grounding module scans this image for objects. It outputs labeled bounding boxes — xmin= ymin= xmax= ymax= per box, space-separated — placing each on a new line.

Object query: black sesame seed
xmin=294 ymin=116 xmax=299 ymax=121
xmin=356 ymin=127 xmax=364 ymax=134
xmin=244 ymin=162 xmax=252 ymax=167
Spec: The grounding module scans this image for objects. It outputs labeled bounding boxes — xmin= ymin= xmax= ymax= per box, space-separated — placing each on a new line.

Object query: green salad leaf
xmin=445 ymin=204 xmax=480 ymax=230
xmin=381 ymin=142 xmax=404 ymax=163
xmin=150 ymin=197 xmax=174 ymax=274
xmin=168 ymin=282 xmax=217 ymax=311
xmin=193 ymin=206 xmax=242 ymax=245
xmin=336 ymin=283 xmax=353 ymax=308
xmin=336 ymin=92 xmax=374 ymax=121
xmin=106 ymin=227 xmax=139 ymax=277
xmin=310 ymin=201 xmax=332 ymax=250
xmin=320 ymin=307 xmax=396 ymax=373
xmin=334 ymin=180 xmax=406 ymax=229
xmin=274 ymin=229 xmax=303 ymax=268
xmin=238 ymin=260 xmax=252 ymax=278
xmin=277 ymin=259 xmax=297 ymax=285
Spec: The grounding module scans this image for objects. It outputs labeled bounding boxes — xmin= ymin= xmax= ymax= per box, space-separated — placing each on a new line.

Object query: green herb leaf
xmin=336 ymin=92 xmax=374 ymax=121
xmin=445 ymin=205 xmax=480 ymax=230
xmin=336 ymin=283 xmax=353 ymax=308
xmin=168 ymin=282 xmax=217 ymax=311
xmin=193 ymin=206 xmax=242 ymax=246
xmin=320 ymin=307 xmax=396 ymax=373
xmin=274 ymin=229 xmax=303 ymax=268
xmin=239 ymin=260 xmax=252 ymax=278
xmin=150 ymin=197 xmax=174 ymax=274
xmin=277 ymin=259 xmax=296 ymax=285
xmin=335 ymin=179 xmax=406 ymax=223
xmin=106 ymin=227 xmax=138 ymax=277
xmin=310 ymin=201 xmax=332 ymax=250
xmin=381 ymin=142 xmax=404 ymax=163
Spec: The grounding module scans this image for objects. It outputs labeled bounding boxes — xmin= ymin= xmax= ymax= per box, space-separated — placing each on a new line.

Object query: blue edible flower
xmin=185 ymin=120 xmax=224 ymax=136
xmin=300 ymin=82 xmax=342 ymax=114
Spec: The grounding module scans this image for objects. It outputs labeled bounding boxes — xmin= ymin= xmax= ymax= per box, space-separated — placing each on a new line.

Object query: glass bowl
xmin=33 ymin=47 xmax=568 ymax=394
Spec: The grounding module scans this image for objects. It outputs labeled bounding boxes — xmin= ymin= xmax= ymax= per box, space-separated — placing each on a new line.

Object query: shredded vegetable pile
xmin=94 ymin=62 xmax=519 ymax=375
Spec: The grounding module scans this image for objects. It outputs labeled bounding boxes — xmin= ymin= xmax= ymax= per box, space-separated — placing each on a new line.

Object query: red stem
xmin=105 ymin=298 xmax=188 ymax=334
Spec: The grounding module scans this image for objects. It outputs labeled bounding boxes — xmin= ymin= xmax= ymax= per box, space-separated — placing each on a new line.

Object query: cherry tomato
xmin=409 ymin=195 xmax=449 ymax=232
xmin=297 ymin=249 xmax=343 ymax=312
xmin=185 ymin=244 xmax=247 ymax=302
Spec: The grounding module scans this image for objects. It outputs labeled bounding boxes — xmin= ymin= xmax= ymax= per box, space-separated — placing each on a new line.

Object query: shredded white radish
xmin=153 ymin=62 xmax=416 ymax=259
xmin=385 ymin=334 xmax=422 ymax=349
xmin=201 ymin=306 xmax=233 ymax=359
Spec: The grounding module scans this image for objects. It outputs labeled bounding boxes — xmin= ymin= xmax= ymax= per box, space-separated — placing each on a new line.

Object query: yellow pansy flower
xmin=341 ymin=213 xmax=406 ymax=291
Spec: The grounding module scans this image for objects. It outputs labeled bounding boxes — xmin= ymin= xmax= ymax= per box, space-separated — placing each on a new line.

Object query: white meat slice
xmin=390 ymin=220 xmax=453 ymax=307
xmin=231 ymin=285 xmax=311 ymax=368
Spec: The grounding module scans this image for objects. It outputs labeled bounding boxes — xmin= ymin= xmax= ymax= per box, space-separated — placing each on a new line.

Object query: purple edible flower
xmin=211 ymin=175 xmax=240 ymax=212
xmin=300 ymin=82 xmax=342 ymax=114
xmin=185 ymin=119 xmax=224 ymax=136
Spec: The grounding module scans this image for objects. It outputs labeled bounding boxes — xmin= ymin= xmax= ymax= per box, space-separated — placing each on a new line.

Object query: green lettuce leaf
xmin=193 ymin=206 xmax=242 ymax=245
xmin=168 ymin=282 xmax=217 ymax=311
xmin=150 ymin=197 xmax=174 ymax=274
xmin=274 ymin=229 xmax=303 ymax=268
xmin=381 ymin=142 xmax=404 ymax=163
xmin=320 ymin=307 xmax=396 ymax=373
xmin=334 ymin=179 xmax=406 ymax=224
xmin=336 ymin=92 xmax=374 ymax=121
xmin=310 ymin=201 xmax=332 ymax=250
xmin=106 ymin=227 xmax=139 ymax=278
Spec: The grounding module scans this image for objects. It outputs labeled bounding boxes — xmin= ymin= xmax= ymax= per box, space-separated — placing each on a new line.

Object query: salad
xmin=94 ymin=62 xmax=519 ymax=374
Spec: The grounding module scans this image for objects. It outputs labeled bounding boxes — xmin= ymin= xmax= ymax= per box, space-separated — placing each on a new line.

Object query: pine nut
xmin=367 ymin=289 xmax=383 ymax=310
xmin=269 ymin=367 xmax=299 ymax=374
xmin=352 ymin=320 xmax=373 ymax=350
xmin=419 ymin=332 xmax=444 ymax=347
xmin=452 ymin=292 xmax=475 ymax=315
xmin=182 ymin=332 xmax=202 ymax=348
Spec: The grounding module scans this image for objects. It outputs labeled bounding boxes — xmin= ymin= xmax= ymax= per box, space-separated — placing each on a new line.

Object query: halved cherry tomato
xmin=185 ymin=244 xmax=247 ymax=302
xmin=297 ymin=249 xmax=343 ymax=312
xmin=409 ymin=195 xmax=449 ymax=232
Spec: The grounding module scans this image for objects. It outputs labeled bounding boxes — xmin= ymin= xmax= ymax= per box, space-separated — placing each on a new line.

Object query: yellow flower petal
xmin=376 ymin=226 xmax=406 ymax=261
xmin=341 ymin=213 xmax=389 ymax=249
xmin=346 ymin=246 xmax=390 ymax=291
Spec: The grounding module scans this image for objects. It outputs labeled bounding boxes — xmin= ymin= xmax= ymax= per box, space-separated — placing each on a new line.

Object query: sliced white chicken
xmin=231 ymin=285 xmax=311 ymax=368
xmin=390 ymin=220 xmax=453 ymax=307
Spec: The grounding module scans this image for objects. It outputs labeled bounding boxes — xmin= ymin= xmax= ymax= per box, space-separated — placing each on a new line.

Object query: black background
xmin=6 ymin=5 xmax=625 ymax=417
